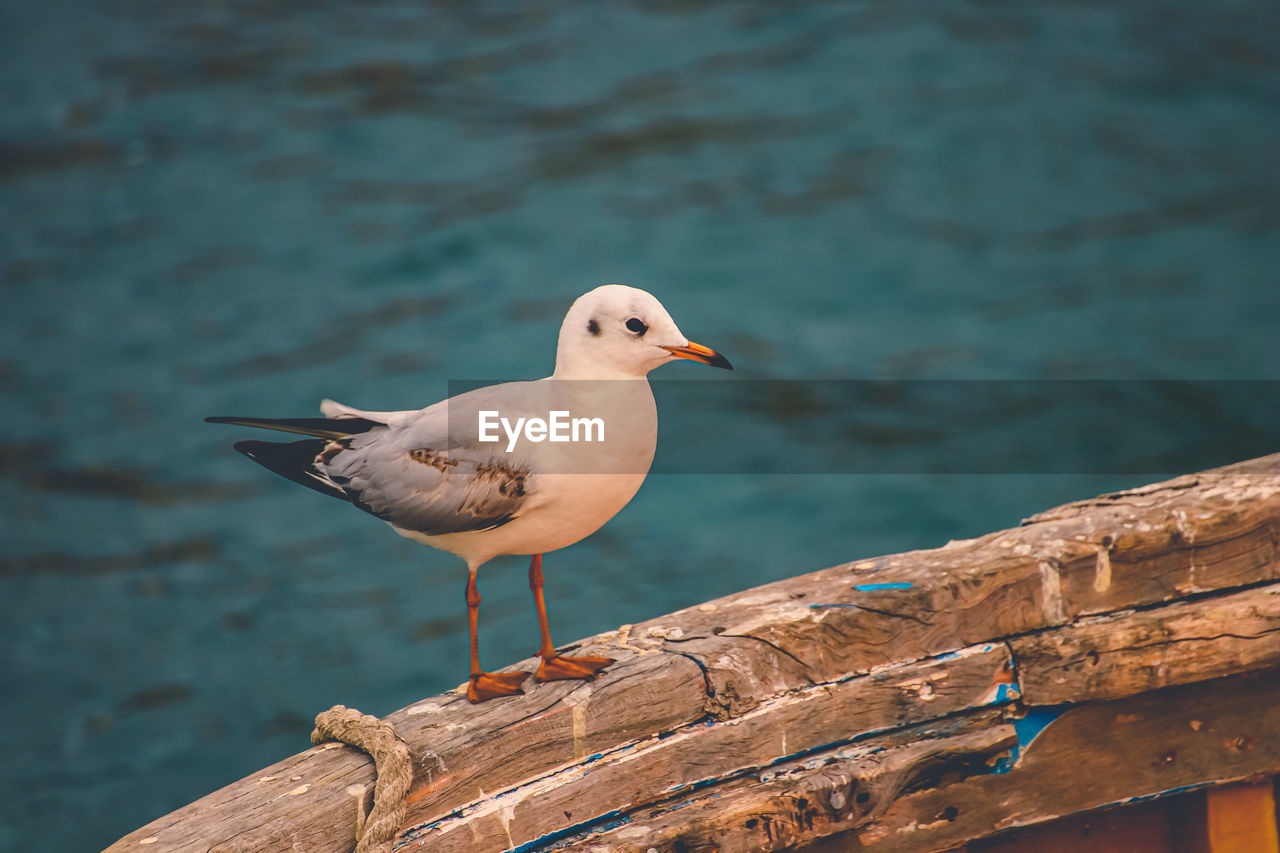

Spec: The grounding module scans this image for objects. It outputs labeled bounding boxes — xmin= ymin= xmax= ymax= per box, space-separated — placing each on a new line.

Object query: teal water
xmin=2 ymin=3 xmax=1278 ymax=850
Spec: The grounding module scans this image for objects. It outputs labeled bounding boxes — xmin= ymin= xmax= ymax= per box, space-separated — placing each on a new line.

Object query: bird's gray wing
xmin=319 ymin=408 xmax=533 ymax=536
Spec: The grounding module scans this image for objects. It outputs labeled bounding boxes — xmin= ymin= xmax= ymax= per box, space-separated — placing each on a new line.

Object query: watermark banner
xmin=442 ymin=380 xmax=1279 ymax=475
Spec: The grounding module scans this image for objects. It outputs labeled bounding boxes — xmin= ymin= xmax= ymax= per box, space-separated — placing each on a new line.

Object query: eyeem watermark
xmin=478 ymin=410 xmax=605 ymax=452
xmin=452 ymin=379 xmax=1280 ymax=474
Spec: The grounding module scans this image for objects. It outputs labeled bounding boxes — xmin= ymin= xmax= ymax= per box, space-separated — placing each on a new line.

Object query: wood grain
xmin=401 ymin=644 xmax=1016 ymax=851
xmin=104 ymin=454 xmax=1280 ymax=853
xmin=561 ymin=670 xmax=1280 ymax=852
xmin=1011 ymin=583 xmax=1280 ymax=705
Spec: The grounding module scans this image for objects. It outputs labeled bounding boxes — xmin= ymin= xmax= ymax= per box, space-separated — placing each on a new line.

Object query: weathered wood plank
xmin=167 ymin=650 xmax=710 ymax=853
xmin=1011 ymin=582 xmax=1280 ymax=705
xmin=582 ymin=456 xmax=1280 ymax=720
xmin=388 ymin=648 xmax=710 ymax=828
xmin=556 ymin=710 xmax=1018 ymax=853
xmin=559 ymin=669 xmax=1280 ymax=853
xmin=401 ymin=643 xmax=1016 ymax=851
xmin=105 ymin=454 xmax=1280 ymax=853
xmin=1036 ymin=498 xmax=1280 ymax=620
xmin=838 ymin=669 xmax=1280 ymax=853
xmin=965 ymin=796 xmax=1182 ymax=853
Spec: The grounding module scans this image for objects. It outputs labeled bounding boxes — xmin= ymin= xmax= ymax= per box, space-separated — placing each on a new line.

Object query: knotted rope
xmin=311 ymin=705 xmax=413 ymax=853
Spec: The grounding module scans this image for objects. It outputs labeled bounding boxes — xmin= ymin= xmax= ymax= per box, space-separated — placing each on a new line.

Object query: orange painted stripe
xmin=1206 ymin=780 xmax=1279 ymax=853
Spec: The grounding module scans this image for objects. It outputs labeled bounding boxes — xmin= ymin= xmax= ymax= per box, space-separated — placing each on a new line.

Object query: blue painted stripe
xmin=1109 ymin=782 xmax=1208 ymax=806
xmin=1013 ymin=708 xmax=1066 ymax=751
xmin=502 ymin=810 xmax=632 ymax=853
xmin=853 ymin=582 xmax=914 ymax=591
xmin=992 ymin=705 xmax=1069 ymax=774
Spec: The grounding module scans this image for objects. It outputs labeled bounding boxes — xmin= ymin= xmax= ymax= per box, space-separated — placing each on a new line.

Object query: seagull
xmin=208 ymin=284 xmax=731 ymax=702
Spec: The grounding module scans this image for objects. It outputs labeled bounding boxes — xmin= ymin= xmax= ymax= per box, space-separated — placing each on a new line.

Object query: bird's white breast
xmin=396 ymin=378 xmax=658 ymax=568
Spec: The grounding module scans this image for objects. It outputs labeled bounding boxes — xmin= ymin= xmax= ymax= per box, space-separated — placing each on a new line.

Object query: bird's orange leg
xmin=465 ymin=569 xmax=528 ymax=703
xmin=529 ymin=553 xmax=615 ymax=682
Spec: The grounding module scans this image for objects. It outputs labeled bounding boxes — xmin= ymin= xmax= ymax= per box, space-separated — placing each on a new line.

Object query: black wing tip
xmin=228 ymin=437 xmax=350 ymax=502
xmin=205 ymin=415 xmax=386 ymax=438
xmin=232 ymin=439 xmax=267 ymax=458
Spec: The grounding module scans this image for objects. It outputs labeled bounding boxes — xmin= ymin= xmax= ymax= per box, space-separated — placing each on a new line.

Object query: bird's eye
xmin=626 ymin=317 xmax=648 ymax=335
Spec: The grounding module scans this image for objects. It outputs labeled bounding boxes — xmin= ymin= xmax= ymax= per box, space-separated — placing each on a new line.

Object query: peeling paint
xmin=496 ymin=801 xmax=516 ymax=850
xmin=347 ymin=785 xmax=369 ymax=838
xmin=1172 ymin=509 xmax=1196 ymax=545
xmin=1093 ymin=547 xmax=1112 ymax=594
xmin=407 ymin=700 xmax=448 ymax=716
xmin=399 ymin=645 xmax=1051 ymax=847
xmin=853 ymin=582 xmax=914 ymax=591
xmin=1038 ymin=560 xmax=1066 ymax=624
xmin=722 ymin=603 xmax=814 ymax=636
xmin=502 ymin=809 xmax=631 ymax=853
xmin=977 ymin=678 xmax=1020 ymax=706
xmin=1109 ymin=782 xmax=1208 ymax=807
xmin=611 ymin=623 xmax=657 ymax=655
xmin=570 ymin=700 xmax=588 ymax=758
xmin=992 ymin=707 xmax=1068 ymax=773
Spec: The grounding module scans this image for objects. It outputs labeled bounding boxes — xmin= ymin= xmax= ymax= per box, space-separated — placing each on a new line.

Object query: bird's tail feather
xmin=206 ymin=415 xmax=384 ymax=438
xmin=233 ymin=439 xmax=350 ymax=502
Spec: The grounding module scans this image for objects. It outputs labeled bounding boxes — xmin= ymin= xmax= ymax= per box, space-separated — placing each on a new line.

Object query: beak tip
xmin=661 ymin=341 xmax=733 ymax=370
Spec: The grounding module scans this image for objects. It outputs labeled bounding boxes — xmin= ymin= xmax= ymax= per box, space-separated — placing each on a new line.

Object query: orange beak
xmin=660 ymin=340 xmax=733 ymax=370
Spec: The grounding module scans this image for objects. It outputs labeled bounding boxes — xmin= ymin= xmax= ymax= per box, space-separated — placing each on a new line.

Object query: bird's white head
xmin=553 ymin=284 xmax=732 ymax=379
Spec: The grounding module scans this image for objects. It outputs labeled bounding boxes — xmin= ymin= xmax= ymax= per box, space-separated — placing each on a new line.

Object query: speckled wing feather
xmin=320 ymin=412 xmax=533 ymax=537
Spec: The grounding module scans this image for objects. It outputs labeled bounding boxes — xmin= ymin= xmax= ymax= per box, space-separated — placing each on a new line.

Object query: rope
xmin=311 ymin=705 xmax=413 ymax=853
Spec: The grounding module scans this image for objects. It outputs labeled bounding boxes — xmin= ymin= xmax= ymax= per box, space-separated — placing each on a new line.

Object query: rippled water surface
xmin=2 ymin=2 xmax=1278 ymax=850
